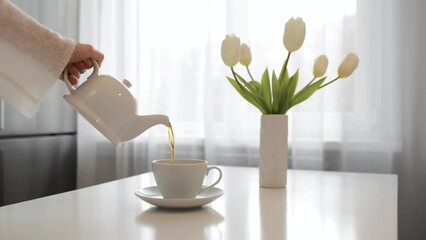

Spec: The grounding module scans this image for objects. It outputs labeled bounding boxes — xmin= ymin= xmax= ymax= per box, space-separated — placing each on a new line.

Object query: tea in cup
xmin=152 ymin=159 xmax=222 ymax=199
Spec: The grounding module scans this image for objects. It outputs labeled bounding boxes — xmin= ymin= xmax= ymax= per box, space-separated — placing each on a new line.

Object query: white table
xmin=0 ymin=166 xmax=397 ymax=240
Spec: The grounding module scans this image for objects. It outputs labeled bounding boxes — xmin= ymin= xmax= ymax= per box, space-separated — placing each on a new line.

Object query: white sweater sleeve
xmin=0 ymin=0 xmax=76 ymax=118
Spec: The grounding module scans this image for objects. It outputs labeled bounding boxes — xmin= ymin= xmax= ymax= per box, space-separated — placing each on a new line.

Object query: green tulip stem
xmin=319 ymin=76 xmax=340 ymax=89
xmin=279 ymin=52 xmax=292 ymax=81
xmin=232 ymin=67 xmax=255 ymax=97
xmin=231 ymin=67 xmax=265 ymax=111
xmin=231 ymin=67 xmax=244 ymax=90
xmin=246 ymin=66 xmax=255 ymax=81
xmin=307 ymin=77 xmax=316 ymax=86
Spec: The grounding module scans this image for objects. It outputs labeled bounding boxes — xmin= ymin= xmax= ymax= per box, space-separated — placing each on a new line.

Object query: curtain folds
xmin=77 ymin=0 xmax=401 ymax=188
xmin=78 ymin=2 xmax=426 ymax=237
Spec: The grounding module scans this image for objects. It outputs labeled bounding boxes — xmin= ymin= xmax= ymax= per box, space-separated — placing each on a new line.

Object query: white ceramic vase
xmin=259 ymin=114 xmax=288 ymax=188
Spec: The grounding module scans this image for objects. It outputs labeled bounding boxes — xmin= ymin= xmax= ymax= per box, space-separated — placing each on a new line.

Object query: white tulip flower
xmin=221 ymin=34 xmax=241 ymax=67
xmin=283 ymin=17 xmax=306 ymax=52
xmin=338 ymin=53 xmax=359 ymax=78
xmin=313 ymin=55 xmax=328 ymax=77
xmin=239 ymin=43 xmax=252 ymax=67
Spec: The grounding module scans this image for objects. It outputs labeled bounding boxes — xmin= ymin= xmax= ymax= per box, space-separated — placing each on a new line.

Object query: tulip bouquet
xmin=221 ymin=17 xmax=359 ymax=114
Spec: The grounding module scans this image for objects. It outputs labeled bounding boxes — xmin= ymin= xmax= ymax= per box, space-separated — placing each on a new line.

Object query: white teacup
xmin=152 ymin=159 xmax=223 ymax=199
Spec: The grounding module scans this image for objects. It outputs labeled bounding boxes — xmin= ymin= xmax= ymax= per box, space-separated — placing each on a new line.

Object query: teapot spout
xmin=136 ymin=114 xmax=170 ymax=129
xmin=115 ymin=114 xmax=170 ymax=144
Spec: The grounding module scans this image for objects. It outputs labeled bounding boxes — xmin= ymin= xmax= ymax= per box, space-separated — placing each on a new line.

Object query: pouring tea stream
xmin=63 ymin=59 xmax=170 ymax=147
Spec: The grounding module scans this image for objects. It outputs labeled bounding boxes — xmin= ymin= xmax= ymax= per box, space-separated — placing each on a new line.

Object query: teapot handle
xmin=64 ymin=59 xmax=100 ymax=93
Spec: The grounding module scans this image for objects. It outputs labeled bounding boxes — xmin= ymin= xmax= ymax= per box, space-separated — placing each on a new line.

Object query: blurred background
xmin=1 ymin=0 xmax=425 ymax=239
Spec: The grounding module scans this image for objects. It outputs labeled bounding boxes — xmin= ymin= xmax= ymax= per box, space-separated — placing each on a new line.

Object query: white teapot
xmin=63 ymin=59 xmax=169 ymax=146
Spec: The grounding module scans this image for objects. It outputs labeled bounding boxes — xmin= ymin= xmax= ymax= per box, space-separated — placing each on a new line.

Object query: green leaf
xmin=249 ymin=81 xmax=261 ymax=94
xmin=280 ymin=69 xmax=289 ymax=86
xmin=277 ymin=72 xmax=290 ymax=113
xmin=287 ymin=70 xmax=299 ymax=104
xmin=234 ymin=73 xmax=257 ymax=93
xmin=271 ymin=71 xmax=280 ymax=113
xmin=278 ymin=58 xmax=289 ymax=83
xmin=278 ymin=57 xmax=290 ymax=88
xmin=227 ymin=77 xmax=267 ymax=114
xmin=234 ymin=73 xmax=270 ymax=113
xmin=260 ymin=68 xmax=272 ymax=112
xmin=287 ymin=78 xmax=326 ymax=112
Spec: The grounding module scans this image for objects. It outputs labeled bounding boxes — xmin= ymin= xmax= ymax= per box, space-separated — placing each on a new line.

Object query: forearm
xmin=0 ymin=0 xmax=76 ymax=117
xmin=0 ymin=0 xmax=75 ymax=78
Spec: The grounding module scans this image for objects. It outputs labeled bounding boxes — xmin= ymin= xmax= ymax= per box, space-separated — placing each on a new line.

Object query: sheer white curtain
xmin=77 ymin=0 xmax=399 ymax=187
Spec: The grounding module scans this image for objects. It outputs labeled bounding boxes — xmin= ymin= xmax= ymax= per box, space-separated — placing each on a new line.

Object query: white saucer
xmin=135 ymin=186 xmax=224 ymax=208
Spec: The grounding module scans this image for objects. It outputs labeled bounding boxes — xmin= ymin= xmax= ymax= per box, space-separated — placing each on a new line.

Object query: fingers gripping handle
xmin=64 ymin=59 xmax=100 ymax=93
xmin=201 ymin=166 xmax=223 ymax=192
xmin=63 ymin=67 xmax=75 ymax=93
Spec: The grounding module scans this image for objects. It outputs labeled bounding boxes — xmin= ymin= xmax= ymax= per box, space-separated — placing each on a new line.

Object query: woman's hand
xmin=62 ymin=42 xmax=104 ymax=85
